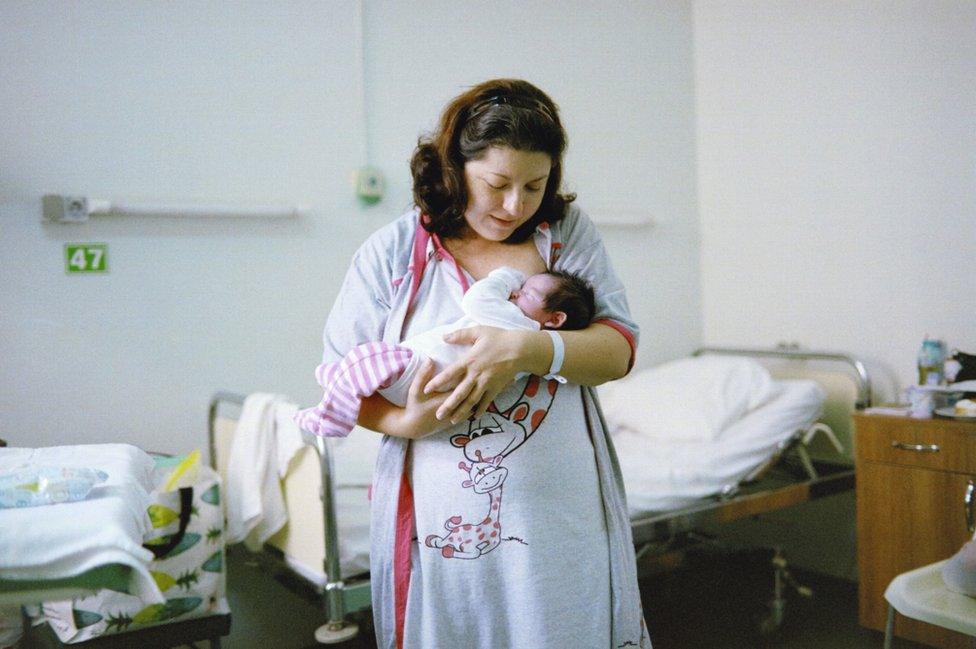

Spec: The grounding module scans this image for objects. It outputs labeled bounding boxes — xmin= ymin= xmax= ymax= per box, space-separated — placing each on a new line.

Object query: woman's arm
xmin=544 ymin=322 xmax=632 ymax=382
xmin=424 ymin=321 xmax=631 ymax=425
xmin=357 ymin=359 xmax=454 ymax=439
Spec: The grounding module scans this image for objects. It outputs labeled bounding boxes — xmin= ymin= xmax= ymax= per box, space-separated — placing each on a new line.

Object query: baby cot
xmin=209 ymin=345 xmax=871 ymax=642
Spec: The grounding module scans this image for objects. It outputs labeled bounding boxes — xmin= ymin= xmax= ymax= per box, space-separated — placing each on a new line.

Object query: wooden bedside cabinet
xmin=854 ymin=413 xmax=976 ymax=648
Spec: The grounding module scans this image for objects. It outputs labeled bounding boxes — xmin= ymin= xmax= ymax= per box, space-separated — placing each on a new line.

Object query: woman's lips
xmin=490 ymin=215 xmax=516 ymax=227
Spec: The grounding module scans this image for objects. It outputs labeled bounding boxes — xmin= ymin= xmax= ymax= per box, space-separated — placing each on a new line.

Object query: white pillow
xmin=600 ymin=356 xmax=775 ymax=442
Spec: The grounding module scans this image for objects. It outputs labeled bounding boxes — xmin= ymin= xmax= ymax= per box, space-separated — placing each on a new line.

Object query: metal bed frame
xmin=208 ymin=392 xmax=368 ymax=644
xmin=627 ymin=346 xmax=871 ymax=633
xmin=209 ymin=345 xmax=872 ymax=642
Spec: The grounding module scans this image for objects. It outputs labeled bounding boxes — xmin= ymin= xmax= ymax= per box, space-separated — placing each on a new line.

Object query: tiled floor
xmin=218 ymin=546 xmax=929 ymax=649
xmin=19 ymin=546 xmax=930 ymax=648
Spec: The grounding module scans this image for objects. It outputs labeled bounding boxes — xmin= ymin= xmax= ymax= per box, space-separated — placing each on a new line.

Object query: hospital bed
xmin=0 ymin=444 xmax=232 ymax=647
xmin=616 ymin=346 xmax=869 ymax=633
xmin=209 ymin=345 xmax=870 ymax=642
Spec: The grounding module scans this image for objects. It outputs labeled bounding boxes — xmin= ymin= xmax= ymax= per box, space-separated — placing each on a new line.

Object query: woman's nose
xmin=502 ymin=189 xmax=525 ymax=218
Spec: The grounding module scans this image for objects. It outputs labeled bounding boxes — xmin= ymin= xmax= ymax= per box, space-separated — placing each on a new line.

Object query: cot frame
xmin=208 ymin=392 xmax=369 ymax=642
xmin=209 ymin=346 xmax=871 ymax=642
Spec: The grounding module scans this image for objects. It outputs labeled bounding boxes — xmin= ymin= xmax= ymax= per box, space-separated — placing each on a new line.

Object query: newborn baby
xmin=295 ymin=266 xmax=595 ymax=437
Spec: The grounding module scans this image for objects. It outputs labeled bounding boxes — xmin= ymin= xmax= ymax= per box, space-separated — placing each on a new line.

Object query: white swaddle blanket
xmin=0 ymin=444 xmax=163 ymax=603
xmin=224 ymin=393 xmax=305 ymax=551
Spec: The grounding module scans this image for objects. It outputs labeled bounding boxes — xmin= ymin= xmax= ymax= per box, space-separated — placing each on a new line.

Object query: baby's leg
xmin=295 ymin=342 xmax=413 ymax=436
xmin=376 ymin=352 xmax=427 ymax=408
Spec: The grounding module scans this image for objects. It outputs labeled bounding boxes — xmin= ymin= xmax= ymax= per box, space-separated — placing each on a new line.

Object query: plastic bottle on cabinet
xmin=917 ymin=337 xmax=947 ymax=386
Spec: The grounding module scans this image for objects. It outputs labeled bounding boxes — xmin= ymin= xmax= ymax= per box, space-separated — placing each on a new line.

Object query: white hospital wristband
xmin=543 ymin=330 xmax=567 ymax=384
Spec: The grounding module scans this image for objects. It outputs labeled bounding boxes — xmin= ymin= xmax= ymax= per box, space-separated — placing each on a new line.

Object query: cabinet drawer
xmin=855 ymin=414 xmax=976 ymax=474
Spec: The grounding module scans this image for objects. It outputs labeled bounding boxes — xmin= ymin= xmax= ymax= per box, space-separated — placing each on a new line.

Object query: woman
xmin=321 ymin=79 xmax=650 ymax=649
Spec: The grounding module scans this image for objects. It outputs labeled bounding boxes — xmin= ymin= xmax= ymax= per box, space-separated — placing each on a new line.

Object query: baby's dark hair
xmin=544 ymin=271 xmax=595 ymax=330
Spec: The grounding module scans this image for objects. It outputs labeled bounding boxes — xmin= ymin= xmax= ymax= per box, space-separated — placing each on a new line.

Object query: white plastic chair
xmin=884 ymin=560 xmax=976 ymax=648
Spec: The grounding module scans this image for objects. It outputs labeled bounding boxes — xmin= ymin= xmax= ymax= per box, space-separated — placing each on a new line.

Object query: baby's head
xmin=511 ymin=271 xmax=595 ymax=330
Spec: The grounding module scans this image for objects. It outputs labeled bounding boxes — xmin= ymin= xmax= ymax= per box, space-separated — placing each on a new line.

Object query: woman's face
xmin=462 ymin=146 xmax=552 ymax=241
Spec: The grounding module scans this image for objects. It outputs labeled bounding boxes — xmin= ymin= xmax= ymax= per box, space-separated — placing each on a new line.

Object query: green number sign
xmin=65 ymin=244 xmax=108 ymax=273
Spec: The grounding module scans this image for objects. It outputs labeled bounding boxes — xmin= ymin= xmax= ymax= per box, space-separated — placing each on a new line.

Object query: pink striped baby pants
xmin=294 ymin=341 xmax=414 ymax=437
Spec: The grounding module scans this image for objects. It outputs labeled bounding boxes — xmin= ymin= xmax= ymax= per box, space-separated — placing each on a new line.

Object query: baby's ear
xmin=544 ymin=311 xmax=567 ymax=329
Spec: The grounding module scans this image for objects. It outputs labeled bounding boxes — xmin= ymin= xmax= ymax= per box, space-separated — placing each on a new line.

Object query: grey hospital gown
xmin=320 ymin=206 xmax=651 ymax=649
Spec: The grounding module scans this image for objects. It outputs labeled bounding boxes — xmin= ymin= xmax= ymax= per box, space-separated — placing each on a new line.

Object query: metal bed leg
xmin=210 ymin=394 xmax=362 ymax=646
xmin=760 ymin=548 xmax=812 ymax=636
xmin=312 ymin=433 xmax=359 ymax=645
xmin=314 ymin=580 xmax=359 ymax=644
xmin=883 ymin=605 xmax=895 ymax=649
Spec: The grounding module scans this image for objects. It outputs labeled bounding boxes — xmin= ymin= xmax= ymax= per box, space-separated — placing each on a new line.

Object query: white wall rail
xmin=42 ymin=194 xmax=307 ymax=223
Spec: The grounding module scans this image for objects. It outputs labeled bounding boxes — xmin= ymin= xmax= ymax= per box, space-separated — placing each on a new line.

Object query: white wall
xmin=693 ymin=0 xmax=976 ymax=580
xmin=0 ymin=1 xmax=701 ymax=453
xmin=694 ymin=1 xmax=976 ymax=401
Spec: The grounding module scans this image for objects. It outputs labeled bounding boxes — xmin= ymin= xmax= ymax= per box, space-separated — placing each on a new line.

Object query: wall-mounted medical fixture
xmin=42 ymin=194 xmax=307 ymax=223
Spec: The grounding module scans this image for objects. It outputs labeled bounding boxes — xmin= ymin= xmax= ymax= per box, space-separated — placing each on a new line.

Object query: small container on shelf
xmin=917 ymin=337 xmax=947 ymax=386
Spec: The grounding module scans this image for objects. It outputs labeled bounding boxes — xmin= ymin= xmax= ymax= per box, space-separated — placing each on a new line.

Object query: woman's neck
xmin=441 ymin=228 xmax=545 ymax=281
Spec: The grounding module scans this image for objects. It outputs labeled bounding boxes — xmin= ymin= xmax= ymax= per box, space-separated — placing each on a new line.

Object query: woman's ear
xmin=544 ymin=311 xmax=567 ymax=329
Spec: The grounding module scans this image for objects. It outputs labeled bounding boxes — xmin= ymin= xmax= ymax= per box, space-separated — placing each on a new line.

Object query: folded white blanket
xmin=0 ymin=444 xmax=163 ymax=603
xmin=225 ymin=393 xmax=305 ymax=551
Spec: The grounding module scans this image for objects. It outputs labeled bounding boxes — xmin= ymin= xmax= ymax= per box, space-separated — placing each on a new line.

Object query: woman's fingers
xmin=424 ymin=362 xmax=464 ymax=395
xmin=441 ymin=326 xmax=482 ymax=346
xmin=472 ymin=392 xmax=496 ymax=420
xmin=410 ymin=359 xmax=437 ymax=400
xmin=436 ymin=378 xmax=477 ymax=422
xmin=427 ymin=326 xmax=524 ymax=422
xmin=425 ymin=327 xmax=483 ymax=394
xmin=450 ymin=383 xmax=489 ymax=425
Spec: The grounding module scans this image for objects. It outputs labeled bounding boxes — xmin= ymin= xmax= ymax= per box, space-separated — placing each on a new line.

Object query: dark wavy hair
xmin=410 ymin=79 xmax=575 ymax=243
xmin=544 ymin=271 xmax=595 ymax=330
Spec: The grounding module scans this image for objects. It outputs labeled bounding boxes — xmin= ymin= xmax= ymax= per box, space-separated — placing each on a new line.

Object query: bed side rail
xmin=207 ymin=391 xmax=359 ymax=632
xmin=692 ymin=345 xmax=872 ymax=410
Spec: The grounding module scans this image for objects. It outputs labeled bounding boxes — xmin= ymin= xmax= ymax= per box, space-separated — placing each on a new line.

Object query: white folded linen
xmin=224 ymin=393 xmax=305 ymax=551
xmin=0 ymin=444 xmax=163 ymax=603
xmin=600 ymin=356 xmax=775 ymax=443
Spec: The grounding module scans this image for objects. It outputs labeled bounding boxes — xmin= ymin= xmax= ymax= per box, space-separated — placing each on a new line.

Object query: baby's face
xmin=510 ymin=273 xmax=558 ymax=325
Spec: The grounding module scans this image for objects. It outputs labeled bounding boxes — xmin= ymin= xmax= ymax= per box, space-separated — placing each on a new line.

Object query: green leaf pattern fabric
xmin=42 ymin=466 xmax=226 ymax=643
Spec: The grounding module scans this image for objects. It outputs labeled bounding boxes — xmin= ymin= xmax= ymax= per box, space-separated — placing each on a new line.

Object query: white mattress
xmin=611 ymin=378 xmax=825 ymax=516
xmin=268 ymin=428 xmax=378 ymax=587
xmin=214 ymin=414 xmax=377 ymax=587
xmin=281 ymin=485 xmax=372 ymax=587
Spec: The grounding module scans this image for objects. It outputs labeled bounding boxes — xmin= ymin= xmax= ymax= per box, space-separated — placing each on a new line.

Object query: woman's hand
xmin=358 ymin=359 xmax=451 ymax=439
xmin=399 ymin=359 xmax=453 ymax=438
xmin=424 ymin=326 xmax=549 ymax=425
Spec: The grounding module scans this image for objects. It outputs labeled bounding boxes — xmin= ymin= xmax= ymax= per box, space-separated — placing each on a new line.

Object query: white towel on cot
xmin=224 ymin=393 xmax=305 ymax=551
xmin=0 ymin=444 xmax=164 ymax=604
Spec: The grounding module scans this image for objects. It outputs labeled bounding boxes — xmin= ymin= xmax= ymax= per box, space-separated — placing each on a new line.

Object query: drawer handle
xmin=890 ymin=441 xmax=941 ymax=453
xmin=966 ymin=480 xmax=975 ymax=533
